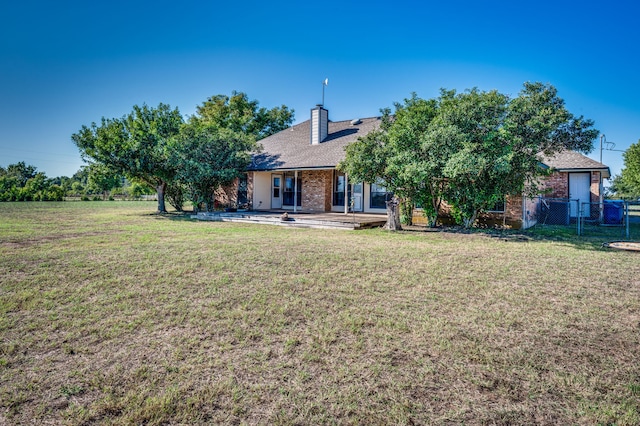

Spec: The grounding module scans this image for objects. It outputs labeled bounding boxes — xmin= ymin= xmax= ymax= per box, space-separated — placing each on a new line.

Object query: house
xmin=434 ymin=150 xmax=611 ymax=229
xmin=237 ymin=105 xmax=610 ymax=229
xmin=245 ymin=105 xmax=389 ymax=214
xmin=537 ymin=150 xmax=610 ymax=223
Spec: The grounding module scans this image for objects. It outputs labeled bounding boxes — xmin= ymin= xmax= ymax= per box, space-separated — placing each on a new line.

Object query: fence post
xmin=577 ymin=200 xmax=582 ymax=236
xmin=626 ymin=201 xmax=630 ymax=240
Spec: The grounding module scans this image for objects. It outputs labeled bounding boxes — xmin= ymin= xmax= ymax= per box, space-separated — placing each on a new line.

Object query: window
xmin=370 ymin=180 xmax=391 ymax=209
xmin=333 ymin=171 xmax=350 ymax=206
xmin=237 ymin=174 xmax=248 ymax=208
xmin=283 ymin=172 xmax=301 ymax=206
xmin=487 ymin=198 xmax=506 ymax=212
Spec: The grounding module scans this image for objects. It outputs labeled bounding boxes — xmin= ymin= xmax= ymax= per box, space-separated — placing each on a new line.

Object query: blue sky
xmin=1 ymin=0 xmax=639 ymax=180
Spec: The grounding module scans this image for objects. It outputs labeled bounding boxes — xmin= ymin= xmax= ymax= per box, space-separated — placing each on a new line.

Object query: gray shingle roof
xmin=249 ymin=116 xmax=381 ymax=171
xmin=541 ymin=151 xmax=610 ymax=177
xmin=250 ymin=116 xmax=610 ymax=180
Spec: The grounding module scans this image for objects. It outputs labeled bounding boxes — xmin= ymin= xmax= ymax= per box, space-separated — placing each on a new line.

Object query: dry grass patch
xmin=1 ymin=201 xmax=639 ymax=425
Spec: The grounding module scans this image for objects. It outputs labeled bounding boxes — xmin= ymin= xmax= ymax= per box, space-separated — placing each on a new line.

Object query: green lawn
xmin=1 ymin=201 xmax=639 ymax=425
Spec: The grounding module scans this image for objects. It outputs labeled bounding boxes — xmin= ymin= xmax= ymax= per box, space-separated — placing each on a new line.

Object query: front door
xmin=351 ymin=182 xmax=363 ymax=212
xmin=271 ymin=174 xmax=282 ymax=209
xmin=569 ymin=172 xmax=591 ymax=218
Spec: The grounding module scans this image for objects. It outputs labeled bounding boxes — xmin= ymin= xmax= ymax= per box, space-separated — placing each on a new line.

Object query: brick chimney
xmin=310 ymin=105 xmax=328 ymax=145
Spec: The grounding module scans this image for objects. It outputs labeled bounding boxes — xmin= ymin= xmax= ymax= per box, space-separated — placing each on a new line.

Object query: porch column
xmin=294 ymin=170 xmax=298 ymax=213
xmin=344 ymin=173 xmax=349 ymax=214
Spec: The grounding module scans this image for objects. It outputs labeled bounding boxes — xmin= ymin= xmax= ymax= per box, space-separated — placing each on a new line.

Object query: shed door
xmin=569 ymin=172 xmax=590 ymax=218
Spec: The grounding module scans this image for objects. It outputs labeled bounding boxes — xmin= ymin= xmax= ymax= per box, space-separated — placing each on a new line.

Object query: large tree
xmin=438 ymin=83 xmax=598 ymax=226
xmin=193 ymin=91 xmax=294 ymax=140
xmin=385 ymin=95 xmax=444 ymax=227
xmin=340 ymin=82 xmax=599 ymax=229
xmin=338 ymin=116 xmax=403 ymax=229
xmin=436 ymin=88 xmax=513 ymax=226
xmin=610 ymin=140 xmax=640 ymax=199
xmin=72 ymin=103 xmax=183 ymax=212
xmin=339 ymin=96 xmax=443 ymax=229
xmin=169 ymin=92 xmax=294 ymax=212
xmin=87 ymin=163 xmax=123 ymax=200
xmin=170 ymin=122 xmax=257 ymax=212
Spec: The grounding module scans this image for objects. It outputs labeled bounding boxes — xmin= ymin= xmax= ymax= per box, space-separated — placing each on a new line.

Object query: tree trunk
xmin=462 ymin=210 xmax=478 ymax=228
xmin=428 ymin=181 xmax=444 ymax=228
xmin=400 ymin=199 xmax=413 ymax=226
xmin=384 ymin=197 xmax=402 ymax=231
xmin=156 ymin=181 xmax=167 ymax=213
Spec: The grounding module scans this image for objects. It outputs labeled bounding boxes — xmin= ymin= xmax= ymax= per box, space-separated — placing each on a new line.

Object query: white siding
xmin=252 ymin=172 xmax=271 ymax=210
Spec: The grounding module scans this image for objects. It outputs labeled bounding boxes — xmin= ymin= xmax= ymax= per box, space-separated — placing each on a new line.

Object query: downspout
xmin=294 ymin=170 xmax=298 ymax=213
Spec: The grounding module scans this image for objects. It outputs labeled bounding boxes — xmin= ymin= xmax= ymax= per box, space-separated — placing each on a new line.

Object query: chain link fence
xmin=580 ymin=200 xmax=639 ymax=240
xmin=536 ymin=197 xmax=579 ymax=231
xmin=530 ymin=197 xmax=639 ymax=241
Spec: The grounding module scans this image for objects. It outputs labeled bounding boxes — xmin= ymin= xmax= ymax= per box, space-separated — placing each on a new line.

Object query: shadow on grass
xmin=150 ymin=208 xmax=639 ymax=252
xmin=398 ymin=223 xmax=640 ymax=252
xmin=147 ymin=210 xmax=196 ymax=222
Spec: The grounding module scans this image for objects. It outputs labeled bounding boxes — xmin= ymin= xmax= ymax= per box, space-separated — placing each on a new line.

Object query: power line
xmin=0 ymin=147 xmax=82 ymax=160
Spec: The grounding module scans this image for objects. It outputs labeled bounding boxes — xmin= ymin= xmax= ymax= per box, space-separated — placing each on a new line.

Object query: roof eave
xmin=552 ymin=167 xmax=611 ymax=179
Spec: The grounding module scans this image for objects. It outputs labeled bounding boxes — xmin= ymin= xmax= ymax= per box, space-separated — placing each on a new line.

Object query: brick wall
xmin=503 ymin=195 xmax=523 ymax=228
xmin=475 ymin=196 xmax=523 ymax=229
xmin=212 ymin=173 xmax=254 ymax=209
xmin=541 ymin=171 xmax=602 ymax=201
xmin=591 ymin=171 xmax=600 ymax=202
xmin=411 ymin=171 xmax=601 ymax=229
xmin=324 ymin=171 xmax=333 ymax=211
xmin=215 ymin=180 xmax=238 ymax=207
xmin=301 ymin=170 xmax=332 ymax=212
xmin=543 ymin=172 xmax=569 ymax=198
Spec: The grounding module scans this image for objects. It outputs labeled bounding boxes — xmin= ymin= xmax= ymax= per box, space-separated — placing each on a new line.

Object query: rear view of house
xmin=246 ymin=105 xmax=390 ymax=214
xmin=233 ymin=104 xmax=610 ymax=230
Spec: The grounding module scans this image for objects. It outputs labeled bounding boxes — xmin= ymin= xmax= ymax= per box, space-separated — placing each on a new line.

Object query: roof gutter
xmin=552 ymin=167 xmax=611 ymax=179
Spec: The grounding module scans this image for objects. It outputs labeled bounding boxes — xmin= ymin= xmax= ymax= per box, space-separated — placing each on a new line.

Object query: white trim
xmin=293 ymin=170 xmax=298 ymax=213
xmin=554 ymin=168 xmax=610 ymax=179
xmin=271 ymin=173 xmax=283 ymax=209
xmin=363 ymin=182 xmax=387 ymax=213
xmin=344 ymin=173 xmax=349 ymax=214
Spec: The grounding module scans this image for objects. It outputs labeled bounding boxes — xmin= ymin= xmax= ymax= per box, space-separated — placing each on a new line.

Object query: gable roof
xmin=249 ymin=116 xmax=381 ymax=171
xmin=541 ymin=150 xmax=610 ymax=178
xmin=249 ymin=115 xmax=611 ymax=180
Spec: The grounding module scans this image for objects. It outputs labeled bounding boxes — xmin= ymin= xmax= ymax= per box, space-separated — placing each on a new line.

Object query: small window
xmin=487 ymin=198 xmax=506 ymax=212
xmin=237 ymin=174 xmax=248 ymax=207
xmin=273 ymin=177 xmax=280 ymax=198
